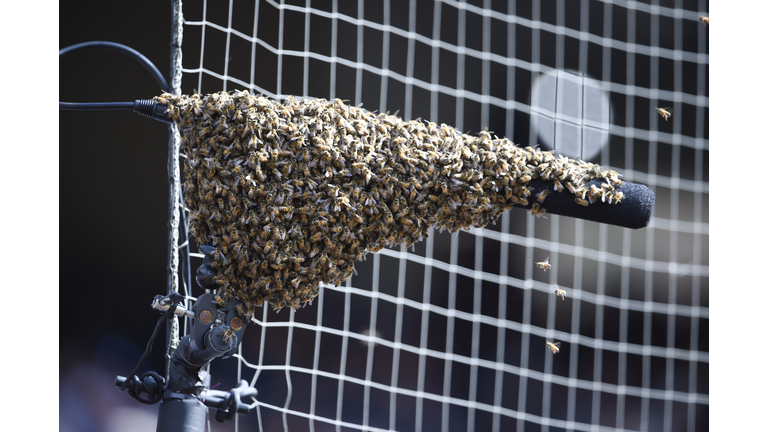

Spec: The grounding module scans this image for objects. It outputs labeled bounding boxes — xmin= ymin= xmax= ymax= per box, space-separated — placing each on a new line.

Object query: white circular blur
xmin=529 ymin=70 xmax=612 ymax=161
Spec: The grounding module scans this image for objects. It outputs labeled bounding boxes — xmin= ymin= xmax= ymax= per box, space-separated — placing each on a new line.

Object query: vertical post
xmin=167 ymin=0 xmax=185 ymax=378
xmin=156 ymin=399 xmax=207 ymax=432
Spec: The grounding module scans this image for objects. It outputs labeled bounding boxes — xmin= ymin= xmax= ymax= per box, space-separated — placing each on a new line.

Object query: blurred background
xmin=60 ymin=1 xmax=710 ymax=431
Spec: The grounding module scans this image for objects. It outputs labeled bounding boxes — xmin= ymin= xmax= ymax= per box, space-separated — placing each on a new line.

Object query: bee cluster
xmin=156 ymin=90 xmax=624 ymax=314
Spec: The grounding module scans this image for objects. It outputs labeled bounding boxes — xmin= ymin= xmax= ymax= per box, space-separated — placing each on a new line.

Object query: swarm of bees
xmin=155 ymin=90 xmax=626 ymax=314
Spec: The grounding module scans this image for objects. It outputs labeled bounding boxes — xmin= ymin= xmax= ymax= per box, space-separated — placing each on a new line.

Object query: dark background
xmin=59 ymin=1 xmax=711 ymax=431
xmin=60 ymin=2 xmax=178 ymax=431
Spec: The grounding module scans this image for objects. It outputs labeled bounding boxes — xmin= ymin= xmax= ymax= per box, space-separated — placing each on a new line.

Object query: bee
xmin=529 ymin=203 xmax=548 ymax=219
xmin=536 ymin=257 xmax=551 ymax=272
xmin=546 ymin=341 xmax=561 ymax=355
xmin=699 ymin=16 xmax=709 ymax=25
xmin=535 ymin=189 xmax=549 ymax=203
xmin=574 ymin=197 xmax=589 ymax=207
xmin=310 ymin=232 xmax=323 ymax=243
xmin=212 ymin=275 xmax=229 ymax=286
xmin=222 ymin=328 xmax=236 ymax=344
xmin=267 ymin=248 xmax=278 ymax=263
xmin=214 ymin=293 xmax=228 ymax=307
xmin=235 ymin=304 xmax=246 ymax=317
xmin=554 ymin=286 xmax=566 ymax=300
xmin=656 ymin=107 xmax=671 ymax=121
xmin=263 ymin=240 xmax=275 ymax=253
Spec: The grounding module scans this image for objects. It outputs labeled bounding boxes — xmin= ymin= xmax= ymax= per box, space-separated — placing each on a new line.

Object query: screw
xmin=199 ymin=309 xmax=213 ymax=324
xmin=230 ymin=316 xmax=243 ymax=331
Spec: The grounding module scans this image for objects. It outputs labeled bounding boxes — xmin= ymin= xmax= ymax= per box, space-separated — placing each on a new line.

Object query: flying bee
xmin=536 ymin=257 xmax=551 ymax=272
xmin=546 ymin=341 xmax=561 ymax=355
xmin=554 ymin=286 xmax=566 ymax=300
xmin=699 ymin=16 xmax=709 ymax=25
xmin=535 ymin=189 xmax=549 ymax=203
xmin=656 ymin=107 xmax=671 ymax=121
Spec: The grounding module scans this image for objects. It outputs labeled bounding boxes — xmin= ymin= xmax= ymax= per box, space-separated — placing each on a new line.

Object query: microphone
xmin=157 ymin=91 xmax=654 ymax=312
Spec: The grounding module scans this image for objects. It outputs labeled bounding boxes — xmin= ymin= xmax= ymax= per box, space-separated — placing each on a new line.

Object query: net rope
xmin=171 ymin=0 xmax=708 ymax=431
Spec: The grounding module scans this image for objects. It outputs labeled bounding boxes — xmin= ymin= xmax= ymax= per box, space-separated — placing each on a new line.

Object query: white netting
xmin=172 ymin=1 xmax=708 ymax=431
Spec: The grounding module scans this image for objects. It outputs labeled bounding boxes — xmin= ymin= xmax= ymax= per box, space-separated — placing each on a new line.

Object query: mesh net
xmin=172 ymin=1 xmax=709 ymax=431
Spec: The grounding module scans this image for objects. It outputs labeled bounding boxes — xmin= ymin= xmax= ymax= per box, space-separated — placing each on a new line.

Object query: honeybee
xmin=235 ymin=304 xmax=246 ymax=317
xmin=536 ymin=257 xmax=551 ymax=272
xmin=267 ymin=248 xmax=278 ymax=263
xmin=222 ymin=328 xmax=235 ymax=344
xmin=546 ymin=341 xmax=561 ymax=355
xmin=554 ymin=286 xmax=566 ymax=300
xmin=529 ymin=203 xmax=547 ymax=219
xmin=656 ymin=107 xmax=671 ymax=121
xmin=214 ymin=293 xmax=228 ymax=307
xmin=263 ymin=240 xmax=275 ymax=253
xmin=574 ymin=197 xmax=589 ymax=207
xmin=699 ymin=16 xmax=709 ymax=25
xmin=535 ymin=189 xmax=549 ymax=203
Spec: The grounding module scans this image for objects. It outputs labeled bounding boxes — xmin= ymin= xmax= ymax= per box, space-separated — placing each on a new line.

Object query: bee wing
xmin=553 ymin=342 xmax=561 ymax=348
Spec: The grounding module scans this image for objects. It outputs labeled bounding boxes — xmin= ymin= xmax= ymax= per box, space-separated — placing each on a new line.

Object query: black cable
xmin=58 ymin=102 xmax=135 ymax=110
xmin=59 ymin=41 xmax=173 ymax=123
xmin=120 ymin=302 xmax=179 ymax=392
xmin=59 ymin=41 xmax=170 ymax=92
